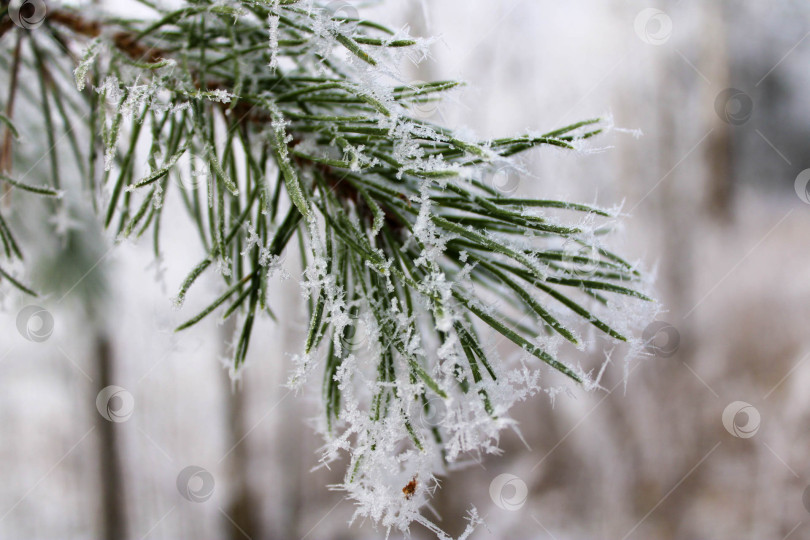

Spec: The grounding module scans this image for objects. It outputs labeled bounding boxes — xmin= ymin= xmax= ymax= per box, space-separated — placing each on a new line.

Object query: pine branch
xmin=0 ymin=1 xmax=653 ymax=535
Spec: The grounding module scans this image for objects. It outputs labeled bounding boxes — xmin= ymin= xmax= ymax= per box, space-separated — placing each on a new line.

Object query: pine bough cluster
xmin=0 ymin=0 xmax=654 ymax=536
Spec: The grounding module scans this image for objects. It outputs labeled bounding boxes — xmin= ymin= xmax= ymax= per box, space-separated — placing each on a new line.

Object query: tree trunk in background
xmin=704 ymin=0 xmax=733 ymax=222
xmin=279 ymin=277 xmax=304 ymax=540
xmin=96 ymin=334 xmax=127 ymax=540
xmin=221 ymin=318 xmax=263 ymax=540
xmin=277 ymin=398 xmax=302 ymax=539
xmin=657 ymin=42 xmax=697 ymax=319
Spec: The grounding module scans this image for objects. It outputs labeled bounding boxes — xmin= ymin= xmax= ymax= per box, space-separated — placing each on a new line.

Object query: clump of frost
xmin=215 ymin=256 xmax=232 ymax=277
xmin=185 ymin=88 xmax=233 ymax=103
xmin=286 ymin=353 xmax=315 ymax=391
xmin=268 ymin=0 xmax=281 ymax=69
xmin=601 ymin=111 xmax=644 ymax=139
xmin=74 ymin=39 xmax=104 ymax=91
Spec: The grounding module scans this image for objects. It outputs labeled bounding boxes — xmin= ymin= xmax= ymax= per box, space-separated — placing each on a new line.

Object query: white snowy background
xmin=1 ymin=1 xmax=810 ymax=539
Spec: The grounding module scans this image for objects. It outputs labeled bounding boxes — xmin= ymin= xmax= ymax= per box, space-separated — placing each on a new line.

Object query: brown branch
xmin=48 ymin=10 xmax=166 ymax=64
xmin=49 ymin=7 xmax=171 ymax=67
xmin=49 ymin=10 xmax=166 ymax=64
xmin=46 ymin=10 xmax=101 ymax=39
xmin=0 ymin=18 xmax=14 ymax=40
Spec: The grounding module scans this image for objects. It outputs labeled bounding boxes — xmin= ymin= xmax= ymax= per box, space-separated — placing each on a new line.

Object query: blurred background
xmin=2 ymin=1 xmax=810 ymax=538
